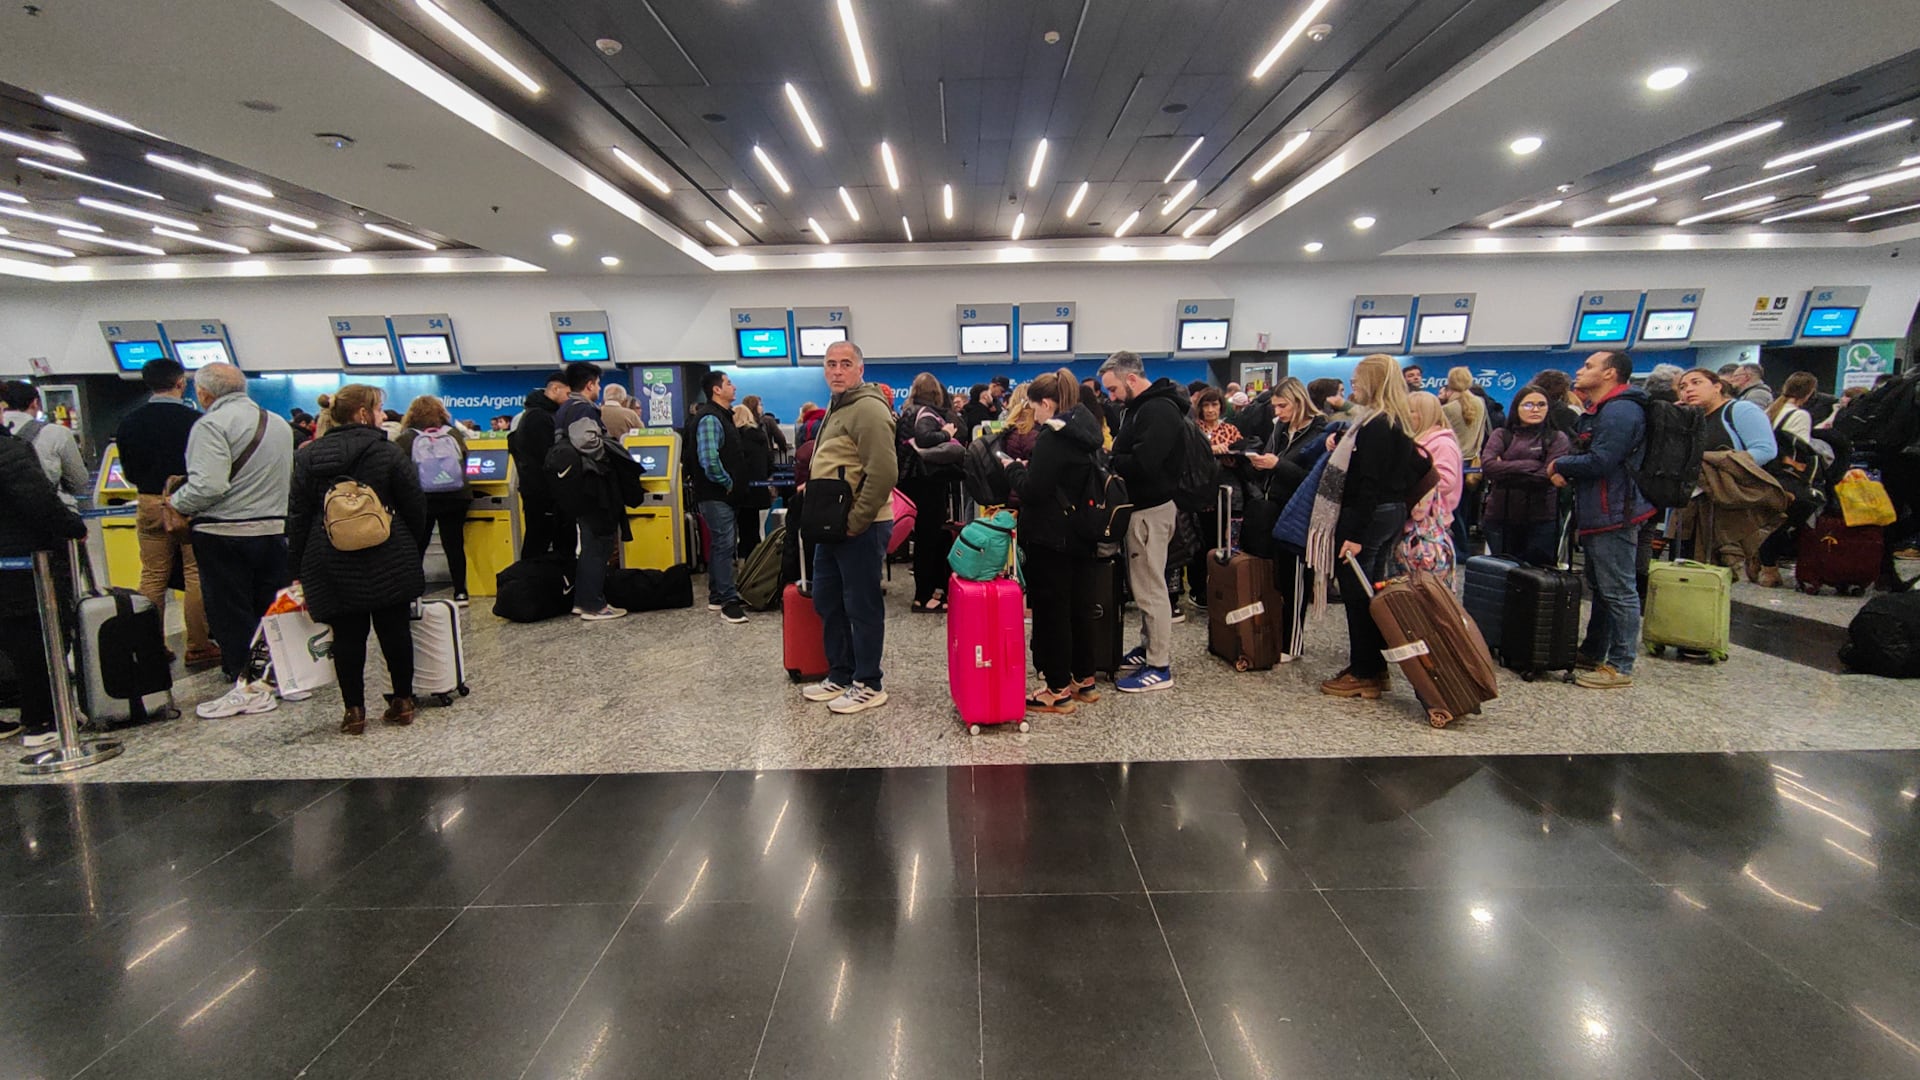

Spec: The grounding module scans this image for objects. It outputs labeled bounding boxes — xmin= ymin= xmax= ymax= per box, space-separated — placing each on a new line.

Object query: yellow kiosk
xmin=621 ymin=432 xmax=683 ymax=570
xmin=93 ymin=443 xmax=142 ymax=589
xmin=460 ymin=436 xmax=515 ymax=596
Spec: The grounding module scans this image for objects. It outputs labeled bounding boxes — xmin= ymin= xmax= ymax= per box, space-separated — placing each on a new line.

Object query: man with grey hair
xmin=1099 ymin=350 xmax=1190 ymax=693
xmin=1717 ymin=362 xmax=1774 ymax=408
xmin=165 ymin=362 xmax=295 ymax=717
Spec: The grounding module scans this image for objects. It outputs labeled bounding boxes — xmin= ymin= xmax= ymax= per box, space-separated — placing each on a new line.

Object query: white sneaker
xmin=802 ymin=679 xmax=847 ymax=702
xmin=579 ymin=605 xmax=628 ymax=622
xmin=827 ymin=683 xmax=889 ymax=715
xmin=196 ymin=679 xmax=279 ymax=719
xmin=277 ymin=688 xmax=315 ymax=703
xmin=20 ymin=730 xmax=57 ymax=750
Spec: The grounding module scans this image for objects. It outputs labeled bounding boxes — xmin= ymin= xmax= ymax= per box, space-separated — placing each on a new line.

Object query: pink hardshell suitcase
xmin=947 ymin=573 xmax=1027 ymax=734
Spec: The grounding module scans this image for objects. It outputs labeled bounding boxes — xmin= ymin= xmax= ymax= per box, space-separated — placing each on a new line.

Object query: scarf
xmin=1303 ymin=417 xmax=1363 ymax=621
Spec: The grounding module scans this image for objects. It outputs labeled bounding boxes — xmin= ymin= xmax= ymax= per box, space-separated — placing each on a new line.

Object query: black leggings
xmin=424 ymin=500 xmax=468 ymax=594
xmin=1336 ymin=503 xmax=1409 ymax=678
xmin=325 ymin=604 xmax=414 ymax=710
xmin=1024 ymin=545 xmax=1095 ymax=691
xmin=905 ymin=475 xmax=956 ymax=603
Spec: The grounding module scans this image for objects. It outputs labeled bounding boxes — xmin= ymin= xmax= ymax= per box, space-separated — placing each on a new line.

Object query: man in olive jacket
xmin=801 ymin=341 xmax=898 ymax=715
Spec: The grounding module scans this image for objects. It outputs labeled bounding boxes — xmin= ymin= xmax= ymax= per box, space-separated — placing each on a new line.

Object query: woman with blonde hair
xmin=1441 ymin=367 xmax=1488 ymax=553
xmin=1402 ymin=391 xmax=1463 ymax=580
xmin=1309 ymin=355 xmax=1431 ymax=699
xmin=1246 ymin=376 xmax=1328 ymax=659
xmin=1001 ymin=383 xmax=1040 ymax=462
xmin=899 ymin=371 xmax=963 ymax=612
xmin=393 ymin=395 xmax=473 ymax=603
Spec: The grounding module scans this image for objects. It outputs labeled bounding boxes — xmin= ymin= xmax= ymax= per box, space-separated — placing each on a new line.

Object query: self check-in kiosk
xmin=461 ymin=436 xmax=515 ymax=596
xmin=621 ymin=432 xmax=684 ymax=571
xmin=93 ymin=444 xmax=141 ymax=589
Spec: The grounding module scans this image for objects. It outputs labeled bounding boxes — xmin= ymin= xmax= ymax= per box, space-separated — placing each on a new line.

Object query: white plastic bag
xmin=260 ymin=587 xmax=336 ymax=695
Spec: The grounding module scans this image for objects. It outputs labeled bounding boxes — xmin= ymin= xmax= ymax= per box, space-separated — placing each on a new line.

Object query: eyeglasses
xmin=1518 ymin=401 xmax=1549 ymax=409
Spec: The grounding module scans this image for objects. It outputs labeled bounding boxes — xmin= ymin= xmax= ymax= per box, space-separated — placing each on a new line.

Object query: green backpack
xmin=739 ymin=525 xmax=787 ymax=610
xmin=948 ymin=510 xmax=1022 ymax=583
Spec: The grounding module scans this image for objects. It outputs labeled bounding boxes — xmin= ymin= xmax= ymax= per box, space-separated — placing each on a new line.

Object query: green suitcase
xmin=1643 ymin=559 xmax=1732 ymax=662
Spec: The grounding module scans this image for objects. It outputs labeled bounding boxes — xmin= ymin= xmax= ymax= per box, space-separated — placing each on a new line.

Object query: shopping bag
xmin=1836 ymin=472 xmax=1898 ymax=528
xmin=259 ymin=588 xmax=336 ymax=694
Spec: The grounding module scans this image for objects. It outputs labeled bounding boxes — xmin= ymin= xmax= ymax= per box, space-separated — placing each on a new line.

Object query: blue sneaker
xmin=1120 ymin=646 xmax=1149 ymax=671
xmin=1116 ymin=666 xmax=1174 ymax=693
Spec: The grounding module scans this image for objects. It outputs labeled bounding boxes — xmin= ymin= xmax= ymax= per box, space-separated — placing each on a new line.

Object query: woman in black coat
xmin=1005 ymin=369 xmax=1103 ymax=714
xmin=732 ymin=404 xmax=774 ymax=559
xmin=1244 ymin=377 xmax=1329 ymax=660
xmin=287 ymin=386 xmax=430 ymax=735
xmin=900 ymin=373 xmax=964 ymax=611
xmin=0 ymin=425 xmax=88 ymax=749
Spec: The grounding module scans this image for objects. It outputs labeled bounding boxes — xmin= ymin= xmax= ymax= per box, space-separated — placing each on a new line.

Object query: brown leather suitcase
xmin=1207 ymin=486 xmax=1285 ymax=671
xmin=1345 ymin=554 xmax=1498 ymax=727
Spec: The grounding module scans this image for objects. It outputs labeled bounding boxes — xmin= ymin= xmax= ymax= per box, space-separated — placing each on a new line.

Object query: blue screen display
xmin=736 ymin=327 xmax=790 ymax=360
xmin=1575 ymin=311 xmax=1633 ymax=344
xmin=111 ymin=339 xmax=168 ymax=371
xmin=1800 ymin=306 xmax=1859 ymax=339
xmin=558 ymin=331 xmax=611 ymax=361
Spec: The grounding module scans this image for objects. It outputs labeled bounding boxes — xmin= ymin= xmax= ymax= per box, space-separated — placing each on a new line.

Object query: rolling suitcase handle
xmin=1211 ymin=483 xmax=1233 ymax=564
xmin=1343 ymin=551 xmax=1375 ymax=593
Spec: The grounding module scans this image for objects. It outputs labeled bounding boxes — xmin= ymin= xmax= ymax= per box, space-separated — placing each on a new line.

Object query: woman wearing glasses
xmin=1479 ymin=385 xmax=1572 ymax=565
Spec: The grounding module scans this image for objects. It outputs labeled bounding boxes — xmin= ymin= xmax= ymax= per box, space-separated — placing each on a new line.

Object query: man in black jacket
xmin=113 ymin=357 xmax=218 ymax=669
xmin=0 ymin=424 xmax=88 ymax=750
xmin=683 ymin=371 xmax=748 ymax=624
xmin=509 ymin=372 xmax=572 ymax=560
xmin=1100 ymin=350 xmax=1189 ymax=693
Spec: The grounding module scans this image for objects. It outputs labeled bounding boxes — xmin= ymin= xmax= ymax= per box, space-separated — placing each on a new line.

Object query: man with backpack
xmin=1100 ymin=350 xmax=1190 ymax=693
xmin=509 ymin=372 xmax=573 ymax=560
xmin=683 ymin=371 xmax=749 ymax=625
xmin=551 ymin=362 xmax=626 ymax=622
xmin=1548 ymin=350 xmax=1653 ymax=691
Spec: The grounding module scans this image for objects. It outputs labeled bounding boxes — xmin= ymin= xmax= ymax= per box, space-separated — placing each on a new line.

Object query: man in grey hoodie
xmin=165 ymin=363 xmax=295 ymax=716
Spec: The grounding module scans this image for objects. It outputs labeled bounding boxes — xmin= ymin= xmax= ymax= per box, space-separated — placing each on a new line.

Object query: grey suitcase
xmin=70 ymin=541 xmax=176 ymax=727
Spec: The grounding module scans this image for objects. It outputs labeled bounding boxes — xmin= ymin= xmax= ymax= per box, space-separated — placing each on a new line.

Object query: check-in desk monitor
xmin=622 ymin=433 xmax=684 ymax=571
xmin=461 ymin=437 xmax=514 ymax=596
xmin=94 ymin=444 xmax=142 ymax=590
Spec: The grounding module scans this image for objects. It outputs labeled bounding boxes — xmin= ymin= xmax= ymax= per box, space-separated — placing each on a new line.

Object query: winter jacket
xmin=286 ymin=424 xmax=429 ymax=623
xmin=808 ymin=383 xmax=899 ymax=536
xmin=735 ymin=419 xmax=774 ymax=511
xmin=1336 ymin=414 xmax=1428 ymax=542
xmin=0 ymin=428 xmax=86 ymax=619
xmin=960 ymin=397 xmax=998 ymax=442
xmin=1255 ymin=415 xmax=1329 ymax=507
xmin=1481 ymin=424 xmax=1570 ymax=526
xmin=1002 ymin=426 xmax=1039 ymax=463
xmin=508 ymin=391 xmax=560 ymax=499
xmin=1 ymin=410 xmax=88 ymax=504
xmin=1443 ymin=397 xmax=1489 ymax=461
xmin=1413 ymin=427 xmax=1463 ymax=521
xmin=170 ymin=391 xmax=295 ymax=536
xmin=1008 ymin=404 xmax=1103 ymax=556
xmin=393 ymin=426 xmax=473 ymax=509
xmin=1553 ymin=384 xmax=1654 ymax=536
xmin=600 ymin=400 xmax=642 ymax=439
xmin=900 ymin=403 xmax=962 ymax=482
xmin=1110 ymin=378 xmax=1191 ymax=510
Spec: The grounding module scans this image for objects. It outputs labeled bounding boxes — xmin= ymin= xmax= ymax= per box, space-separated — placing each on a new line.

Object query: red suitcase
xmin=783 ymin=541 xmax=829 ymax=683
xmin=1346 ymin=554 xmax=1499 ymax=728
xmin=947 ymin=573 xmax=1028 ymax=734
xmin=1795 ymin=514 xmax=1882 ymax=595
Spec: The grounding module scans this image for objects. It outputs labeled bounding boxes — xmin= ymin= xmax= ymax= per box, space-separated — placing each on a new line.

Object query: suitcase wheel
xmin=967 ymin=723 xmax=982 ymax=737
xmin=1650 ymin=645 xmax=1666 ymax=658
xmin=1427 ymin=708 xmax=1453 ymax=729
xmin=787 ymin=669 xmax=802 ymax=683
xmin=1520 ymin=670 xmax=1537 ymax=683
xmin=1017 ymin=720 xmax=1030 ymax=734
xmin=1234 ymin=656 xmax=1251 ymax=673
xmin=432 ymin=693 xmax=454 ymax=707
xmin=1799 ymin=582 xmax=1820 ymax=595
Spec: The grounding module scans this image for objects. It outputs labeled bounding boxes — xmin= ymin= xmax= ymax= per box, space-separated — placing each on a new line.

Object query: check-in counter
xmin=93 ymin=444 xmax=142 ymax=589
xmin=462 ymin=437 xmax=514 ymax=596
xmin=621 ymin=432 xmax=684 ymax=570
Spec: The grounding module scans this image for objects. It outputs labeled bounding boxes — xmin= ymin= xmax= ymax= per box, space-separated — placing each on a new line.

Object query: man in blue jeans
xmin=683 ymin=371 xmax=748 ymax=623
xmin=1550 ymin=349 xmax=1653 ymax=689
xmin=554 ymin=362 xmax=626 ymax=622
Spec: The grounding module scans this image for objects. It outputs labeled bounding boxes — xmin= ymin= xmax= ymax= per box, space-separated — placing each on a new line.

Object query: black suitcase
xmin=492 ymin=556 xmax=574 ymax=622
xmin=1079 ymin=555 xmax=1124 ymax=676
xmin=1462 ymin=555 xmax=1517 ymax=660
xmin=1500 ymin=565 xmax=1582 ymax=682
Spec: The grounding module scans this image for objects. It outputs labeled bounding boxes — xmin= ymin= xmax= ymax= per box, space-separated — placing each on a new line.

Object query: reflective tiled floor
xmin=5 ymin=752 xmax=1920 ymax=1078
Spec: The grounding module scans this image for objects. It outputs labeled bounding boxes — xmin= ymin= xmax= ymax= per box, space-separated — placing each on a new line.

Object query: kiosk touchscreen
xmin=1574 ymin=310 xmax=1634 ymax=344
xmin=621 ymin=433 xmax=684 ymax=571
xmin=172 ymin=339 xmax=233 ymax=369
xmin=112 ymin=340 xmax=168 ymax=372
xmin=93 ymin=443 xmax=142 ymax=589
xmin=460 ymin=437 xmax=514 ymax=596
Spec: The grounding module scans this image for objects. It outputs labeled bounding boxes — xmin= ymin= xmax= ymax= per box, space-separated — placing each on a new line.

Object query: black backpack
xmin=1068 ymin=451 xmax=1133 ymax=547
xmin=1840 ymin=593 xmax=1920 ymax=678
xmin=961 ymin=431 xmax=1012 ymax=508
xmin=1835 ymin=369 xmax=1920 ymax=461
xmin=1172 ymin=419 xmax=1219 ymax=512
xmin=1629 ymin=398 xmax=1703 ymax=509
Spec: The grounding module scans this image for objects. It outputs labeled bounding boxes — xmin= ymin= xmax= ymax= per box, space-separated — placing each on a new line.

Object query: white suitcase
xmin=410 ymin=598 xmax=469 ymax=705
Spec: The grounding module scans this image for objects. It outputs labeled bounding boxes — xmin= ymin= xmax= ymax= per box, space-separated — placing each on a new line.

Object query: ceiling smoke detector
xmin=595 ymin=37 xmax=622 ymax=56
xmin=1306 ymin=23 xmax=1333 ymax=42
xmin=1043 ymin=30 xmax=1061 ymax=45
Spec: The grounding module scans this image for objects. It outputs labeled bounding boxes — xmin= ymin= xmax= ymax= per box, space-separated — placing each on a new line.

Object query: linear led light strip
xmin=0 ymin=236 xmax=76 ymax=258
xmin=1851 ymin=200 xmax=1920 ymax=223
xmin=900 ymin=216 xmax=912 ymax=242
xmin=1180 ymin=208 xmax=1217 ymax=238
xmin=414 ymin=0 xmax=542 ymax=95
xmin=76 ymin=196 xmax=198 ymax=231
xmin=1065 ymin=181 xmax=1090 ymax=218
xmin=1161 ymin=179 xmax=1198 ymax=216
xmin=838 ymin=186 xmax=862 ymax=221
xmin=0 ymin=202 xmax=101 ymax=231
xmin=1251 ymin=0 xmax=1333 ymax=80
xmin=1823 ymin=164 xmax=1920 ymax=200
xmin=1571 ymin=196 xmax=1655 ymax=228
xmin=1026 ymin=139 xmax=1048 ymax=189
xmin=1164 ymin=138 xmax=1203 ymax=184
xmin=807 ymin=216 xmax=831 ymax=244
xmin=1760 ymin=195 xmax=1867 ymax=223
xmin=0 ymin=128 xmax=83 ymax=163
xmin=702 ymin=220 xmax=740 ymax=247
xmin=0 ymin=191 xmax=21 ymax=204
xmin=18 ymin=157 xmax=163 ymax=200
xmin=213 ymin=193 xmax=315 ymax=229
xmin=1608 ymin=164 xmax=1709 ymax=203
xmin=58 ymin=229 xmax=165 ymax=256
xmin=268 ymin=222 xmax=351 ymax=251
xmin=837 ymin=0 xmax=873 ymax=89
xmin=783 ymin=83 xmax=825 ymax=149
xmin=1674 ymin=194 xmax=1774 ymax=226
xmin=1702 ymin=165 xmax=1813 ymax=201
xmin=42 ymin=94 xmax=151 ymax=136
xmin=1010 ymin=213 xmax=1026 ymax=241
xmin=753 ymin=146 xmax=791 ymax=195
xmin=611 ymin=148 xmax=671 ymax=195
xmin=153 ymin=226 xmax=248 ymax=254
xmin=1765 ymin=118 xmax=1912 ymax=170
xmin=365 ymin=223 xmax=438 ymax=250
xmin=1652 ymin=121 xmax=1781 ymax=172
xmin=1114 ymin=209 xmax=1141 ymax=237
xmin=942 ymin=184 xmax=954 ymax=220
xmin=1251 ymin=131 xmax=1311 ymax=182
xmin=145 ymin=154 xmax=272 ymax=198
xmin=1487 ymin=200 xmax=1561 ymax=228
xmin=880 ymin=142 xmax=900 ymax=190
xmin=726 ymin=190 xmax=764 ymax=224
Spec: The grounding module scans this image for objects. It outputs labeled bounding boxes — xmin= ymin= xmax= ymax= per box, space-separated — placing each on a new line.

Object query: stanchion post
xmin=18 ymin=547 xmax=122 ymax=775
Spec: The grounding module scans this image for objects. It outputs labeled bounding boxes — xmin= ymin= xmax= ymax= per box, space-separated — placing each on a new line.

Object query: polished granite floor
xmin=3 ymin=751 xmax=1920 ymax=1079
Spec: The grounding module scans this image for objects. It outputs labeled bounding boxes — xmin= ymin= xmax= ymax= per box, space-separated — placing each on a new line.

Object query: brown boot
xmin=1756 ymin=565 xmax=1783 ymax=588
xmin=184 ymin=645 xmax=223 ymax=671
xmin=1744 ymin=556 xmax=1761 ymax=583
xmin=339 ymin=706 xmax=366 ymax=735
xmin=1320 ymin=672 xmax=1388 ymax=699
xmin=381 ymin=696 xmax=416 ymax=727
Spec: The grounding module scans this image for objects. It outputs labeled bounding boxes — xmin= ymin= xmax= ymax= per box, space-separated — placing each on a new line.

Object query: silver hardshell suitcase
xmin=70 ymin=540 xmax=177 ymax=727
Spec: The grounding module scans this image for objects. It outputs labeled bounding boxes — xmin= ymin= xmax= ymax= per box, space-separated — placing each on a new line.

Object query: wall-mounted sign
xmin=1174 ymin=298 xmax=1234 ymax=358
xmin=729 ymin=307 xmax=793 ymax=367
xmin=389 ymin=314 xmax=461 ymax=371
xmin=1792 ymin=285 xmax=1870 ymax=347
xmin=1742 ymin=293 xmax=1796 ymax=339
xmin=1017 ymin=302 xmax=1076 ymax=360
xmin=328 ymin=315 xmax=398 ymax=373
xmin=551 ymin=310 xmax=613 ymax=364
xmin=1348 ymin=295 xmax=1413 ymax=354
xmin=1569 ymin=290 xmax=1643 ymax=348
xmin=1635 ymin=289 xmax=1704 ymax=347
xmin=99 ymin=320 xmax=168 ymax=379
xmin=1842 ymin=340 xmax=1898 ymax=391
xmin=1411 ymin=294 xmax=1475 ymax=354
xmin=159 ymin=319 xmax=237 ymax=371
xmin=793 ymin=306 xmax=852 ymax=366
xmin=957 ymin=303 xmax=1014 ymax=363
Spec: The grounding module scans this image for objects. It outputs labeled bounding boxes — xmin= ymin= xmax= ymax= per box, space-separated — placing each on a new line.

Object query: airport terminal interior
xmin=4 ymin=0 xmax=1920 ymax=1076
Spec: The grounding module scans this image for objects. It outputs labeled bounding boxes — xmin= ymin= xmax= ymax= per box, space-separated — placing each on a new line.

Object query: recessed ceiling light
xmin=612 ymin=148 xmax=671 ymax=195
xmin=1652 ymin=121 xmax=1781 ymax=172
xmin=943 ymin=183 xmax=954 ymax=220
xmin=1488 ymin=200 xmax=1563 ymax=228
xmin=1509 ymin=135 xmax=1543 ymax=156
xmin=0 ymin=203 xmax=101 ymax=232
xmin=213 ymin=193 xmax=316 ymax=229
xmin=1764 ymin=118 xmax=1912 ymax=169
xmin=701 ymin=220 xmax=740 ymax=247
xmin=1113 ymin=209 xmax=1140 ymax=237
xmin=839 ymin=186 xmax=862 ymax=221
xmin=1180 ymin=208 xmax=1217 ymax=238
xmin=269 ymin=223 xmax=351 ymax=251
xmin=76 ymin=196 xmax=198 ymax=231
xmin=1822 ymin=164 xmax=1920 ymax=200
xmin=837 ymin=0 xmax=874 ymax=89
xmin=1251 ymin=0 xmax=1333 ymax=80
xmin=783 ymin=83 xmax=825 ymax=149
xmin=0 ymin=236 xmax=76 ymax=258
xmin=1555 ymin=183 xmax=1575 ymax=194
xmin=1702 ymin=165 xmax=1813 ymax=201
xmin=313 ymin=133 xmax=355 ymax=151
xmin=145 ymin=154 xmax=273 ymax=198
xmin=1162 ymin=179 xmax=1198 ymax=216
xmin=16 ymin=157 xmax=163 ymax=200
xmin=1027 ymin=139 xmax=1048 ymax=189
xmin=1573 ymin=196 xmax=1657 ymax=227
xmin=152 ymin=226 xmax=248 ymax=253
xmin=1608 ymin=164 xmax=1710 ymax=202
xmin=365 ymin=223 xmax=438 ymax=250
xmin=752 ymin=145 xmax=792 ymax=194
xmin=0 ymin=128 xmax=83 ymax=162
xmin=1065 ymin=181 xmax=1090 ymax=218
xmin=595 ymin=38 xmax=622 ymax=56
xmin=551 ymin=232 xmax=575 ymax=246
xmin=1850 ymin=200 xmax=1920 ymax=223
xmin=880 ymin=141 xmax=901 ymax=190
xmin=726 ymin=189 xmax=764 ymax=224
xmin=1351 ymin=215 xmax=1376 ymax=230
xmin=58 ymin=229 xmax=166 ymax=256
xmin=41 ymin=94 xmax=152 ymax=135
xmin=1760 ymin=195 xmax=1868 ymax=223
xmin=1302 ymin=240 xmax=1323 ymax=253
xmin=1645 ymin=67 xmax=1689 ymax=91
xmin=414 ymin=0 xmax=543 ymax=95
xmin=1010 ymin=212 xmax=1026 ymax=240
xmin=1674 ymin=194 xmax=1773 ymax=226
xmin=808 ymin=216 xmax=832 ymax=244
xmin=901 ymin=216 xmax=912 ymax=242
xmin=601 ymin=254 xmax=621 ymax=266
xmin=1163 ymin=137 xmax=1203 ymax=184
xmin=1251 ymin=131 xmax=1311 ymax=182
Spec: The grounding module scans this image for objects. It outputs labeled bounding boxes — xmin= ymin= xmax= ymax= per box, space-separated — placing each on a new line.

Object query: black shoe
xmin=720 ymin=600 xmax=749 ymax=624
xmin=0 ymin=718 xmax=21 ymax=740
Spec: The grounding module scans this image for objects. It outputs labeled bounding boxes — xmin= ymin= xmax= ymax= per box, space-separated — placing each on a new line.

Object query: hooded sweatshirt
xmin=1110 ymin=378 xmax=1191 ymax=510
xmin=808 ymin=382 xmax=898 ymax=536
xmin=508 ymin=390 xmax=559 ymax=498
xmin=1009 ymin=404 xmax=1104 ymax=555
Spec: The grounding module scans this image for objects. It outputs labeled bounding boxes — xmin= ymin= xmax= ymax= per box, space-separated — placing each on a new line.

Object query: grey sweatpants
xmin=1127 ymin=500 xmax=1177 ymax=668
